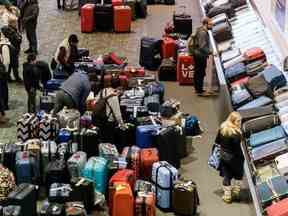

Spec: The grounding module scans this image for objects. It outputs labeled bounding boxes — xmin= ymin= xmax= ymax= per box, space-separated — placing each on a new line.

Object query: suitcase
xmin=159 ymin=58 xmax=177 ymax=81
xmin=8 ymin=183 xmax=37 ymax=216
xmin=172 ymin=180 xmax=200 ymax=216
xmin=173 ymin=7 xmax=192 ymax=39
xmin=144 ymin=94 xmax=160 ymax=113
xmin=65 ymin=202 xmax=87 ymax=216
xmin=94 ymin=4 xmax=114 ymax=31
xmin=2 ymin=143 xmax=21 ymax=176
xmin=99 ymin=143 xmax=119 ymax=168
xmin=114 ymin=124 xmax=136 ymax=153
xmin=49 ymin=183 xmax=72 ymax=204
xmin=67 ymin=151 xmax=87 ymax=178
xmin=246 ymin=59 xmax=267 ymax=77
xmin=17 ymin=113 xmax=39 ymax=143
xmin=237 ymin=96 xmax=272 ymax=111
xmin=242 ymin=114 xmax=280 ymax=136
xmin=230 ymin=76 xmax=249 ymax=87
xmin=212 ymin=21 xmax=232 ymax=43
xmin=207 ymin=3 xmax=235 ymax=18
xmin=57 ymin=108 xmax=80 ymax=130
xmin=224 ymin=62 xmax=246 ymax=83
xmin=3 ymin=206 xmax=21 ymax=216
xmin=275 ymin=86 xmax=288 ymax=103
xmin=134 ymin=180 xmax=155 ymax=195
xmin=112 ymin=182 xmax=134 ymax=216
xmin=140 ymin=148 xmax=159 ymax=181
xmin=123 ymin=66 xmax=145 ymax=78
xmin=230 ymin=0 xmax=246 ymax=8
xmin=243 ymin=47 xmax=266 ymax=63
xmin=135 ymin=0 xmax=147 ymax=18
xmin=112 ymin=0 xmax=123 ymax=6
xmin=144 ymin=82 xmax=165 ymax=103
xmin=136 ymin=125 xmax=161 ymax=148
xmin=81 ymin=4 xmax=95 ymax=33
xmin=40 ymin=93 xmax=55 ymax=112
xmin=139 ymin=37 xmax=162 ymax=70
xmin=45 ymin=79 xmax=65 ymax=93
xmin=230 ymin=84 xmax=252 ymax=108
xmin=275 ymin=152 xmax=288 ymax=179
xmin=81 ymin=157 xmax=108 ymax=193
xmin=251 ymin=138 xmax=288 ymax=162
xmin=249 ymin=126 xmax=286 ymax=148
xmin=124 ymin=0 xmax=136 ymax=20
xmin=57 ymin=129 xmax=72 ymax=143
xmin=266 ymin=198 xmax=288 ymax=216
xmin=185 ymin=115 xmax=202 ymax=137
xmin=152 ymin=161 xmax=178 ymax=210
xmin=70 ymin=177 xmax=95 ymax=213
xmin=121 ymin=146 xmax=141 ymax=179
xmin=211 ymin=0 xmax=229 ymax=7
xmin=161 ymin=37 xmax=176 ymax=59
xmin=223 ymin=54 xmax=245 ymax=69
xmin=276 ymin=99 xmax=288 ymax=110
xmin=238 ymin=105 xmax=274 ymax=122
xmin=38 ymin=114 xmax=59 ymax=141
xmin=113 ymin=6 xmax=131 ymax=32
xmin=45 ymin=203 xmax=66 ymax=216
xmin=135 ymin=192 xmax=156 ymax=216
xmin=177 ymin=53 xmax=194 ymax=85
xmin=41 ymin=141 xmax=58 ymax=183
xmin=212 ymin=13 xmax=229 ymax=26
xmin=261 ymin=64 xmax=286 ymax=90
xmin=221 ymin=48 xmax=241 ymax=63
xmin=246 ymin=74 xmax=271 ymax=98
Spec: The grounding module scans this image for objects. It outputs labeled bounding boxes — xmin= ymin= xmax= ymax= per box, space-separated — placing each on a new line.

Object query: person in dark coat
xmin=215 ymin=111 xmax=244 ymax=204
xmin=35 ymin=60 xmax=51 ymax=87
xmin=21 ymin=0 xmax=39 ymax=54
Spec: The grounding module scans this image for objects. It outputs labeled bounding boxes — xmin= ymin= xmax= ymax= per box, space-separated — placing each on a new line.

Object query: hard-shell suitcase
xmin=3 ymin=206 xmax=21 ymax=216
xmin=140 ymin=148 xmax=159 ymax=181
xmin=112 ymin=182 xmax=134 ymax=216
xmin=113 ymin=6 xmax=131 ymax=32
xmin=207 ymin=3 xmax=235 ymax=18
xmin=266 ymin=198 xmax=288 ymax=216
xmin=172 ymin=180 xmax=200 ymax=216
xmin=144 ymin=82 xmax=165 ymax=103
xmin=161 ymin=37 xmax=176 ymax=59
xmin=135 ymin=192 xmax=156 ymax=216
xmin=81 ymin=157 xmax=108 ymax=193
xmin=57 ymin=129 xmax=72 ymax=143
xmin=246 ymin=74 xmax=271 ymax=98
xmin=249 ymin=126 xmax=286 ymax=148
xmin=158 ymin=58 xmax=177 ymax=81
xmin=152 ymin=161 xmax=178 ymax=210
xmin=57 ymin=108 xmax=80 ymax=130
xmin=238 ymin=105 xmax=275 ymax=122
xmin=134 ymin=180 xmax=155 ymax=195
xmin=177 ymin=53 xmax=194 ymax=85
xmin=225 ymin=62 xmax=246 ymax=83
xmin=211 ymin=12 xmax=228 ymax=26
xmin=99 ymin=143 xmax=119 ymax=168
xmin=8 ymin=183 xmax=37 ymax=216
xmin=139 ymin=37 xmax=162 ymax=70
xmin=275 ymin=152 xmax=288 ymax=179
xmin=173 ymin=8 xmax=192 ymax=39
xmin=122 ymin=146 xmax=141 ymax=179
xmin=237 ymin=96 xmax=272 ymax=111
xmin=67 ymin=151 xmax=87 ymax=178
xmin=49 ymin=183 xmax=72 ymax=204
xmin=45 ymin=203 xmax=66 ymax=216
xmin=243 ymin=47 xmax=266 ymax=62
xmin=230 ymin=84 xmax=252 ymax=108
xmin=136 ymin=125 xmax=161 ymax=148
xmin=38 ymin=115 xmax=59 ymax=141
xmin=94 ymin=4 xmax=114 ymax=31
xmin=81 ymin=4 xmax=95 ymax=33
xmin=40 ymin=93 xmax=55 ymax=112
xmin=261 ymin=64 xmax=286 ymax=90
xmin=212 ymin=21 xmax=232 ymax=43
xmin=144 ymin=94 xmax=160 ymax=113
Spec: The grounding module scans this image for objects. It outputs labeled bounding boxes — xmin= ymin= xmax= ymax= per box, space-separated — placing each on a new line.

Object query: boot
xmin=232 ymin=180 xmax=241 ymax=201
xmin=222 ymin=186 xmax=232 ymax=204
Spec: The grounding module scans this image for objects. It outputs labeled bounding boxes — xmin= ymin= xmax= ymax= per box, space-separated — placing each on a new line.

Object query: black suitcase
xmin=7 ymin=184 xmax=37 ymax=216
xmin=153 ymin=126 xmax=182 ymax=168
xmin=45 ymin=203 xmax=66 ymax=216
xmin=135 ymin=0 xmax=147 ymax=18
xmin=158 ymin=58 xmax=177 ymax=81
xmin=69 ymin=177 xmax=95 ymax=213
xmin=139 ymin=37 xmax=162 ymax=70
xmin=114 ymin=125 xmax=136 ymax=153
xmin=94 ymin=4 xmax=113 ymax=31
xmin=212 ymin=21 xmax=232 ymax=43
xmin=173 ymin=7 xmax=192 ymax=39
xmin=3 ymin=206 xmax=21 ymax=216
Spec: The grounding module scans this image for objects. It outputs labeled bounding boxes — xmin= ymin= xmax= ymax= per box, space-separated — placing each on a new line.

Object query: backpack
xmin=187 ymin=27 xmax=201 ymax=56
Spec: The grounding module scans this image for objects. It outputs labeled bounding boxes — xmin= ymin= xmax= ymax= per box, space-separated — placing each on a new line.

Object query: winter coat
xmin=21 ymin=0 xmax=39 ymax=27
xmin=23 ymin=62 xmax=40 ymax=92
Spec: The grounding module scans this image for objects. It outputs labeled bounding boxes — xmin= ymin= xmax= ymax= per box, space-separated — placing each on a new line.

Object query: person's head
xmin=27 ymin=53 xmax=37 ymax=64
xmin=202 ymin=17 xmax=213 ymax=30
xmin=68 ymin=34 xmax=79 ymax=47
xmin=220 ymin=112 xmax=242 ymax=136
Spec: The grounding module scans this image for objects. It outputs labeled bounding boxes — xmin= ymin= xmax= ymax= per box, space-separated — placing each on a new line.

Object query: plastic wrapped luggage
xmin=82 ymin=157 xmax=108 ymax=193
xmin=230 ymin=84 xmax=252 ymax=108
xmin=140 ymin=148 xmax=159 ymax=181
xmin=248 ymin=126 xmax=286 ymax=148
xmin=136 ymin=125 xmax=161 ymax=148
xmin=212 ymin=20 xmax=232 ymax=43
xmin=245 ymin=74 xmax=271 ymax=98
xmin=158 ymin=58 xmax=177 ymax=81
xmin=237 ymin=96 xmax=273 ymax=111
xmin=152 ymin=161 xmax=178 ymax=210
xmin=266 ymin=198 xmax=288 ymax=216
xmin=81 ymin=4 xmax=95 ymax=33
xmin=49 ymin=183 xmax=72 ymax=204
xmin=224 ymin=62 xmax=246 ymax=83
xmin=261 ymin=64 xmax=287 ymax=90
xmin=121 ymin=146 xmax=141 ymax=179
xmin=139 ymin=37 xmax=162 ymax=70
xmin=135 ymin=192 xmax=156 ymax=216
xmin=67 ymin=151 xmax=87 ymax=178
xmin=94 ymin=4 xmax=114 ymax=31
xmin=113 ymin=6 xmax=132 ymax=32
xmin=3 ymin=206 xmax=21 ymax=216
xmin=173 ymin=6 xmax=192 ymax=39
xmin=161 ymin=37 xmax=176 ymax=59
xmin=177 ymin=53 xmax=194 ymax=85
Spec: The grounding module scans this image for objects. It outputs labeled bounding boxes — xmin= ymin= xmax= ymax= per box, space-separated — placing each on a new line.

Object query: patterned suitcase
xmin=39 ymin=115 xmax=59 ymax=141
xmin=17 ymin=113 xmax=39 ymax=143
xmin=112 ymin=182 xmax=134 ymax=216
xmin=67 ymin=151 xmax=87 ymax=178
xmin=82 ymin=157 xmax=108 ymax=193
xmin=122 ymin=146 xmax=141 ymax=179
xmin=161 ymin=37 xmax=176 ymax=59
xmin=3 ymin=206 xmax=21 ymax=216
xmin=266 ymin=198 xmax=288 ymax=216
xmin=140 ymin=148 xmax=159 ymax=181
xmin=177 ymin=53 xmax=194 ymax=85
xmin=81 ymin=4 xmax=95 ymax=33
xmin=135 ymin=192 xmax=156 ymax=216
xmin=151 ymin=161 xmax=178 ymax=210
xmin=237 ymin=96 xmax=272 ymax=111
xmin=136 ymin=125 xmax=161 ymax=148
xmin=113 ymin=6 xmax=132 ymax=32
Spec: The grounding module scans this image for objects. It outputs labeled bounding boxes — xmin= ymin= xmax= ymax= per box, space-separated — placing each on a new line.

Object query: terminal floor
xmin=0 ymin=0 xmax=256 ymax=215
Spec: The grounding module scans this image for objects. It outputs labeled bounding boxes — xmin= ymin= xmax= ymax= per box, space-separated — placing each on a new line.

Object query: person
xmin=51 ymin=34 xmax=80 ymax=73
xmin=35 ymin=60 xmax=51 ymax=88
xmin=0 ymin=31 xmax=10 ymax=123
xmin=52 ymin=70 xmax=91 ymax=116
xmin=189 ymin=17 xmax=213 ymax=96
xmin=21 ymin=0 xmax=39 ymax=54
xmin=23 ymin=53 xmax=42 ymax=113
xmin=215 ymin=112 xmax=244 ymax=204
xmin=1 ymin=19 xmax=22 ymax=82
xmin=57 ymin=0 xmax=65 ymax=10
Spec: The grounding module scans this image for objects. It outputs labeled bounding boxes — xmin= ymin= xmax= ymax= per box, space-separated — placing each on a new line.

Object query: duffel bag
xmin=245 ymin=74 xmax=271 ymax=98
xmin=212 ymin=21 xmax=233 ymax=43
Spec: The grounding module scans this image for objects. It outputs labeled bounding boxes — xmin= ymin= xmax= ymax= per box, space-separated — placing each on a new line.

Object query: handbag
xmin=208 ymin=143 xmax=221 ymax=170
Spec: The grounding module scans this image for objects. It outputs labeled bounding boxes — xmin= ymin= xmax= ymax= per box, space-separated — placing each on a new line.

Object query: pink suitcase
xmin=266 ymin=198 xmax=288 ymax=216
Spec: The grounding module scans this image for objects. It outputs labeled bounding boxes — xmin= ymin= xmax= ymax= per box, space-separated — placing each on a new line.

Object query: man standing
xmin=21 ymin=0 xmax=39 ymax=54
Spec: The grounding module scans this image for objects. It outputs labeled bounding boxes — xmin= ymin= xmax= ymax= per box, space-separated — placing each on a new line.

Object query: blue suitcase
xmin=224 ymin=62 xmax=246 ymax=83
xmin=237 ymin=96 xmax=272 ymax=111
xmin=82 ymin=157 xmax=108 ymax=193
xmin=261 ymin=64 xmax=286 ymax=90
xmin=136 ymin=125 xmax=161 ymax=148
xmin=151 ymin=161 xmax=178 ymax=210
xmin=249 ymin=126 xmax=286 ymax=148
xmin=57 ymin=128 xmax=72 ymax=143
xmin=45 ymin=79 xmax=65 ymax=92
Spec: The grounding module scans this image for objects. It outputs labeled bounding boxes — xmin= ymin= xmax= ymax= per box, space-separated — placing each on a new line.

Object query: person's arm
xmin=198 ymin=30 xmax=211 ymax=56
xmin=2 ymin=45 xmax=10 ymax=70
xmin=107 ymin=95 xmax=124 ymax=125
xmin=22 ymin=4 xmax=39 ymax=23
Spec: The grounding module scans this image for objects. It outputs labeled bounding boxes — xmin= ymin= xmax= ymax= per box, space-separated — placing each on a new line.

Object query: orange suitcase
xmin=112 ymin=0 xmax=123 ymax=6
xmin=161 ymin=37 xmax=176 ymax=59
xmin=177 ymin=53 xmax=195 ymax=85
xmin=140 ymin=148 xmax=159 ymax=181
xmin=81 ymin=4 xmax=95 ymax=33
xmin=113 ymin=6 xmax=132 ymax=33
xmin=112 ymin=182 xmax=134 ymax=216
xmin=135 ymin=192 xmax=156 ymax=216
xmin=243 ymin=47 xmax=266 ymax=62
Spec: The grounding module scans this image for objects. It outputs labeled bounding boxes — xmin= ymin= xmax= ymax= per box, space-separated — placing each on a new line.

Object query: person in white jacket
xmin=0 ymin=31 xmax=10 ymax=123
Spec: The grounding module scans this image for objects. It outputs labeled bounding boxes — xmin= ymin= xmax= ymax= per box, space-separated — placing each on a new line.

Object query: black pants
xmin=0 ymin=79 xmax=9 ymax=110
xmin=57 ymin=0 xmax=66 ymax=8
xmin=25 ymin=23 xmax=38 ymax=53
xmin=27 ymin=88 xmax=37 ymax=113
xmin=0 ymin=79 xmax=6 ymax=114
xmin=222 ymin=162 xmax=243 ymax=186
xmin=194 ymin=54 xmax=207 ymax=93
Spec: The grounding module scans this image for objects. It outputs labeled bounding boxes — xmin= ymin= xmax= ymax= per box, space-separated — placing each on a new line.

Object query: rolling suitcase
xmin=41 ymin=141 xmax=58 ymax=183
xmin=38 ymin=115 xmax=59 ymax=141
xmin=112 ymin=0 xmax=123 ymax=5
xmin=152 ymin=161 xmax=178 ymax=210
xmin=261 ymin=64 xmax=286 ymax=90
xmin=159 ymin=58 xmax=177 ymax=81
xmin=224 ymin=62 xmax=246 ymax=83
xmin=212 ymin=13 xmax=229 ymax=26
xmin=136 ymin=125 xmax=161 ymax=148
xmin=140 ymin=148 xmax=159 ymax=181
xmin=221 ymin=48 xmax=241 ymax=63
xmin=266 ymin=198 xmax=288 ymax=216
xmin=212 ymin=20 xmax=232 ymax=43
xmin=139 ymin=37 xmax=162 ymax=70
xmin=245 ymin=74 xmax=271 ymax=98
xmin=124 ymin=0 xmax=136 ymax=20
xmin=275 ymin=152 xmax=288 ymax=179
xmin=112 ymin=182 xmax=134 ymax=216
xmin=135 ymin=192 xmax=156 ymax=216
xmin=3 ymin=206 xmax=21 ymax=216
xmin=134 ymin=180 xmax=155 ymax=195
xmin=67 ymin=151 xmax=87 ymax=178
xmin=8 ymin=183 xmax=37 ymax=216
xmin=94 ymin=4 xmax=114 ymax=31
xmin=237 ymin=96 xmax=273 ymax=111
xmin=81 ymin=157 xmax=108 ymax=193
xmin=177 ymin=53 xmax=194 ymax=85
xmin=230 ymin=84 xmax=252 ymax=108
xmin=57 ymin=129 xmax=72 ymax=143
xmin=207 ymin=3 xmax=235 ymax=18
xmin=121 ymin=146 xmax=141 ymax=179
xmin=249 ymin=126 xmax=286 ymax=148
xmin=2 ymin=143 xmax=21 ymax=176
xmin=172 ymin=180 xmax=200 ymax=216
xmin=243 ymin=47 xmax=266 ymax=63
xmin=161 ymin=37 xmax=176 ymax=59
xmin=238 ymin=105 xmax=275 ymax=122
xmin=57 ymin=108 xmax=80 ymax=130
xmin=99 ymin=143 xmax=119 ymax=168
xmin=39 ymin=93 xmax=55 ymax=112
xmin=48 ymin=183 xmax=72 ymax=204
xmin=135 ymin=0 xmax=147 ymax=18
xmin=173 ymin=6 xmax=192 ymax=39
xmin=81 ymin=4 xmax=95 ymax=33
xmin=113 ymin=6 xmax=131 ymax=32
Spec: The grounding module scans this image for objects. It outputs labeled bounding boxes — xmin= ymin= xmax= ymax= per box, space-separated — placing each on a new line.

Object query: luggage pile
xmin=80 ymin=0 xmax=148 ymax=33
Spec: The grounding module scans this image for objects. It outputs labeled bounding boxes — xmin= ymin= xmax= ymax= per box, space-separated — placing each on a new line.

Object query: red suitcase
xmin=123 ymin=66 xmax=145 ymax=77
xmin=243 ymin=47 xmax=266 ymax=62
xmin=81 ymin=4 xmax=95 ymax=33
xmin=122 ymin=146 xmax=141 ymax=179
xmin=177 ymin=53 xmax=195 ymax=85
xmin=161 ymin=37 xmax=176 ymax=59
xmin=266 ymin=198 xmax=288 ymax=216
xmin=114 ymin=6 xmax=132 ymax=33
xmin=140 ymin=148 xmax=159 ymax=181
xmin=112 ymin=0 xmax=123 ymax=6
xmin=135 ymin=192 xmax=156 ymax=216
xmin=112 ymin=182 xmax=134 ymax=216
xmin=230 ymin=76 xmax=249 ymax=87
